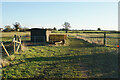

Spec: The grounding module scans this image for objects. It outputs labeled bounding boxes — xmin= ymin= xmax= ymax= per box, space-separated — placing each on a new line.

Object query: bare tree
xmin=13 ymin=22 xmax=21 ymax=31
xmin=62 ymin=22 xmax=71 ymax=33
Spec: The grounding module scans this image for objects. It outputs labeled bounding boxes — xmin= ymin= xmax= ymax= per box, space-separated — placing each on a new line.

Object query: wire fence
xmin=76 ymin=35 xmax=104 ymax=45
xmin=75 ymin=33 xmax=120 ymax=48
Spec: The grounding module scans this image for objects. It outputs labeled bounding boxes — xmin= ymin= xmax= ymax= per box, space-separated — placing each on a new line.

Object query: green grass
xmin=2 ymin=37 xmax=118 ymax=78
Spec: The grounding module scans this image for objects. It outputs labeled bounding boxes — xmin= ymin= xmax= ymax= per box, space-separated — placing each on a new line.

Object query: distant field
xmin=1 ymin=32 xmax=30 ymax=37
xmin=52 ymin=30 xmax=113 ymax=33
xmin=1 ymin=31 xmax=119 ymax=37
xmin=1 ymin=32 xmax=30 ymax=42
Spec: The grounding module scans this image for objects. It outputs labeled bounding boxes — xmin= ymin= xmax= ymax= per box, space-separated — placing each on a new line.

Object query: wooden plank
xmin=16 ymin=36 xmax=21 ymax=52
xmin=13 ymin=38 xmax=16 ymax=53
xmin=16 ymin=43 xmax=21 ymax=52
xmin=14 ymin=41 xmax=21 ymax=44
xmin=1 ymin=43 xmax=9 ymax=56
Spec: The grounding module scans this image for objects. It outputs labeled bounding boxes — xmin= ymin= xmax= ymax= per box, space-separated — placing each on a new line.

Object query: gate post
xmin=104 ymin=32 xmax=106 ymax=46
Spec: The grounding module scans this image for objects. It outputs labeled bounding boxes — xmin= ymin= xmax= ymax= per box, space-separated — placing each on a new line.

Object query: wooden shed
xmin=30 ymin=28 xmax=51 ymax=42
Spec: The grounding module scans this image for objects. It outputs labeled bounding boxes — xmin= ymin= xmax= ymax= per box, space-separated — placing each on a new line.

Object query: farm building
xmin=30 ymin=28 xmax=51 ymax=42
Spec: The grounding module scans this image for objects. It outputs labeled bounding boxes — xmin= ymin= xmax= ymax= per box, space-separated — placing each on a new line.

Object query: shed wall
xmin=31 ymin=29 xmax=51 ymax=42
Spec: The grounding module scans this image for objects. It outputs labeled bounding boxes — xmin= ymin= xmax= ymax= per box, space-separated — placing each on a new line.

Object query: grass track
xmin=2 ymin=37 xmax=118 ymax=78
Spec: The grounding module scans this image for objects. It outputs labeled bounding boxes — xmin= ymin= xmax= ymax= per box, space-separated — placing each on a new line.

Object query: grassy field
xmin=1 ymin=32 xmax=30 ymax=37
xmin=1 ymin=32 xmax=118 ymax=78
xmin=52 ymin=30 xmax=113 ymax=33
xmin=1 ymin=32 xmax=30 ymax=42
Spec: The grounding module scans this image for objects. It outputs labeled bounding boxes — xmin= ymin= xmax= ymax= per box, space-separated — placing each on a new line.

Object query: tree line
xmin=3 ymin=22 xmax=71 ymax=33
xmin=3 ymin=22 xmax=29 ymax=32
xmin=3 ymin=22 xmax=102 ymax=33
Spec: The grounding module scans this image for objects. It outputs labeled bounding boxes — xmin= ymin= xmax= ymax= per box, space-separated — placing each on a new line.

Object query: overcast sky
xmin=1 ymin=1 xmax=118 ymax=30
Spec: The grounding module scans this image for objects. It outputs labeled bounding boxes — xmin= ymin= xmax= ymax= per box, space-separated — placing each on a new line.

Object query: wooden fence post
xmin=13 ymin=35 xmax=17 ymax=53
xmin=13 ymin=38 xmax=15 ymax=53
xmin=16 ymin=36 xmax=21 ymax=52
xmin=1 ymin=43 xmax=9 ymax=56
xmin=104 ymin=32 xmax=106 ymax=46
